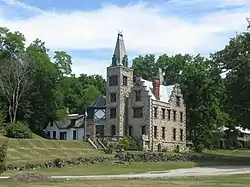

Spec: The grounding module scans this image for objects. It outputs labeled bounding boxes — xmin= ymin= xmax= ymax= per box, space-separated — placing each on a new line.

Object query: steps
xmin=88 ymin=137 xmax=106 ymax=150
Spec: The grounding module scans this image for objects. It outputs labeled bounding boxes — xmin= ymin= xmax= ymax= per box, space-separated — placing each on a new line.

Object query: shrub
xmin=118 ymin=137 xmax=138 ymax=151
xmin=0 ymin=140 xmax=8 ymax=174
xmin=5 ymin=122 xmax=33 ymax=139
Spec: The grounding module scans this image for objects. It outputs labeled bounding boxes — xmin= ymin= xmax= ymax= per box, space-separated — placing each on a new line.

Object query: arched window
xmin=111 ymin=125 xmax=116 ymax=136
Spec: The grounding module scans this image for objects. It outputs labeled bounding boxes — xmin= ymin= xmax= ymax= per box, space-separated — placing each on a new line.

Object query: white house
xmin=44 ymin=114 xmax=85 ymax=141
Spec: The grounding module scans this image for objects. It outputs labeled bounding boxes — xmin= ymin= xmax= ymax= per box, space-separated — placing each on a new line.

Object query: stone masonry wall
xmin=105 ymin=66 xmax=133 ymax=137
xmin=151 ymin=84 xmax=186 ymax=152
xmin=128 ymin=80 xmax=151 ymax=148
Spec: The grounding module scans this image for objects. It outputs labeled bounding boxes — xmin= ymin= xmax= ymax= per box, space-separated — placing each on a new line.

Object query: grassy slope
xmin=0 ymin=134 xmax=107 ymax=164
xmin=1 ymin=174 xmax=250 ymax=187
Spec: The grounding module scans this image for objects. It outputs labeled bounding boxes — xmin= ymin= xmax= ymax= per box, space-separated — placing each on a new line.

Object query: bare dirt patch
xmin=8 ymin=172 xmax=52 ymax=182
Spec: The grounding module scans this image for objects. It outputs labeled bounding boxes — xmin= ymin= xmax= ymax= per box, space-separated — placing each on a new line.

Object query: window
xmin=135 ymin=91 xmax=141 ymax=101
xmin=123 ymin=76 xmax=128 ymax=86
xmin=154 ymin=126 xmax=158 ymax=138
xmin=173 ymin=110 xmax=176 ymax=121
xmin=176 ymin=96 xmax=181 ymax=107
xmin=172 ymin=128 xmax=176 ymax=141
xmin=141 ymin=126 xmax=146 ymax=135
xmin=110 ymin=108 xmax=116 ymax=118
xmin=128 ymin=126 xmax=133 ymax=137
xmin=162 ymin=108 xmax=166 ymax=119
xmin=110 ymin=93 xmax=116 ymax=102
xmin=109 ymin=76 xmax=118 ymax=86
xmin=154 ymin=107 xmax=158 ymax=118
xmin=133 ymin=108 xmax=143 ymax=118
xmin=60 ymin=132 xmax=67 ymax=140
xmin=73 ymin=130 xmax=77 ymax=140
xmin=50 ymin=121 xmax=53 ymax=127
xmin=47 ymin=131 xmax=50 ymax=138
xmin=111 ymin=125 xmax=116 ymax=136
xmin=180 ymin=112 xmax=183 ymax=122
xmin=53 ymin=131 xmax=56 ymax=139
xmin=180 ymin=129 xmax=183 ymax=141
xmin=162 ymin=127 xmax=165 ymax=139
xmin=167 ymin=109 xmax=171 ymax=121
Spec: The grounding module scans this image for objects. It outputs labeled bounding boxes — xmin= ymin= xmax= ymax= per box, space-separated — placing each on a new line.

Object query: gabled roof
xmin=141 ymin=78 xmax=175 ymax=103
xmin=90 ymin=95 xmax=106 ymax=108
xmin=222 ymin=126 xmax=250 ymax=135
xmin=53 ymin=114 xmax=84 ymax=129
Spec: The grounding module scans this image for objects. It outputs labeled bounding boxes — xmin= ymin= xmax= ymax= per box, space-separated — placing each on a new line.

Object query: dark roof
xmin=54 ymin=114 xmax=84 ymax=129
xmin=90 ymin=95 xmax=106 ymax=108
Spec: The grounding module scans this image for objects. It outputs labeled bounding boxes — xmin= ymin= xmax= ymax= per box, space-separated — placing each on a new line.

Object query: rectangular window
xmin=50 ymin=121 xmax=53 ymax=127
xmin=141 ymin=126 xmax=146 ymax=135
xmin=173 ymin=110 xmax=176 ymax=121
xmin=154 ymin=107 xmax=158 ymax=118
xmin=154 ymin=126 xmax=157 ymax=138
xmin=135 ymin=91 xmax=141 ymax=101
xmin=123 ymin=76 xmax=128 ymax=86
xmin=180 ymin=112 xmax=183 ymax=122
xmin=162 ymin=108 xmax=166 ymax=119
xmin=53 ymin=131 xmax=56 ymax=139
xmin=109 ymin=76 xmax=118 ymax=86
xmin=60 ymin=132 xmax=67 ymax=140
xmin=47 ymin=131 xmax=50 ymax=138
xmin=176 ymin=96 xmax=181 ymax=107
xmin=133 ymin=108 xmax=143 ymax=118
xmin=73 ymin=130 xmax=77 ymax=140
xmin=162 ymin=127 xmax=165 ymax=139
xmin=110 ymin=108 xmax=116 ymax=119
xmin=128 ymin=126 xmax=133 ymax=137
xmin=110 ymin=93 xmax=116 ymax=102
xmin=172 ymin=128 xmax=176 ymax=141
xmin=167 ymin=109 xmax=171 ymax=121
xmin=180 ymin=129 xmax=183 ymax=141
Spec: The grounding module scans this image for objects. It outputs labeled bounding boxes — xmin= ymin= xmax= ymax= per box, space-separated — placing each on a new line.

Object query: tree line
xmin=0 ymin=25 xmax=250 ymax=151
xmin=0 ymin=27 xmax=106 ymax=133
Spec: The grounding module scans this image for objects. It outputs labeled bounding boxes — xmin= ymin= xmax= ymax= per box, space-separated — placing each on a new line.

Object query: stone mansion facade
xmin=86 ymin=33 xmax=186 ymax=152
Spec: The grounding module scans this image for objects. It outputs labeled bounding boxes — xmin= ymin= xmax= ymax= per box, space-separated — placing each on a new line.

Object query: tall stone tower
xmin=105 ymin=32 xmax=133 ymax=137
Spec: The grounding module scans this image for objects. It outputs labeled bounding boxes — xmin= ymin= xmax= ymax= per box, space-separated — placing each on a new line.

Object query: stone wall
xmin=151 ymin=85 xmax=186 ymax=152
xmin=105 ymin=66 xmax=133 ymax=137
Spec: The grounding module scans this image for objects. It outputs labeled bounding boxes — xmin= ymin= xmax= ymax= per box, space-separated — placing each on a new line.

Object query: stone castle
xmin=87 ymin=32 xmax=186 ymax=152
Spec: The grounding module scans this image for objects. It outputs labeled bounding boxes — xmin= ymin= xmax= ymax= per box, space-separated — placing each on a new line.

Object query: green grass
xmin=203 ymin=149 xmax=250 ymax=157
xmin=3 ymin=161 xmax=199 ymax=176
xmin=0 ymin=136 xmax=108 ymax=164
xmin=1 ymin=174 xmax=250 ymax=187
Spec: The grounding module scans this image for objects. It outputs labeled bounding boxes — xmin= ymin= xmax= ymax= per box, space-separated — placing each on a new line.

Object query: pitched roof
xmin=111 ymin=33 xmax=127 ymax=66
xmin=141 ymin=78 xmax=175 ymax=103
xmin=90 ymin=95 xmax=106 ymax=108
xmin=54 ymin=114 xmax=84 ymax=129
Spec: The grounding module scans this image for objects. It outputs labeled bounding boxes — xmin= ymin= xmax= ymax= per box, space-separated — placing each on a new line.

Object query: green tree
xmin=132 ymin=54 xmax=157 ymax=80
xmin=212 ymin=30 xmax=250 ymax=130
xmin=53 ymin=51 xmax=72 ymax=76
xmin=180 ymin=56 xmax=227 ymax=151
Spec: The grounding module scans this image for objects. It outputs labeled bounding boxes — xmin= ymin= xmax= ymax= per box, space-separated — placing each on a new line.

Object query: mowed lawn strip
xmin=0 ymin=136 xmax=109 ymax=164
xmin=1 ymin=174 xmax=250 ymax=187
xmin=3 ymin=162 xmax=198 ymax=176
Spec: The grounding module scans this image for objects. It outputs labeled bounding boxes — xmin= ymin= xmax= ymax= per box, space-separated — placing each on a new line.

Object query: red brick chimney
xmin=152 ymin=76 xmax=160 ymax=100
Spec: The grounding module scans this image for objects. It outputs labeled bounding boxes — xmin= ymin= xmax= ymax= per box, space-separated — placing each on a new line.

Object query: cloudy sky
xmin=0 ymin=0 xmax=249 ymax=77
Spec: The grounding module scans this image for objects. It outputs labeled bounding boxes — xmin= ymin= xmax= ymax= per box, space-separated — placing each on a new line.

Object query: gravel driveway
xmin=1 ymin=166 xmax=250 ymax=180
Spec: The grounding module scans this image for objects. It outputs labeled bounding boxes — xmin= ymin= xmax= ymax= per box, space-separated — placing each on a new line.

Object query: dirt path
xmin=1 ymin=166 xmax=250 ymax=180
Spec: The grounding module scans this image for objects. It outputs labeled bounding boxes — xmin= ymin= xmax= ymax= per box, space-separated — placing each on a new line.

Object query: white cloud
xmin=72 ymin=58 xmax=109 ymax=78
xmin=0 ymin=0 xmax=249 ymax=77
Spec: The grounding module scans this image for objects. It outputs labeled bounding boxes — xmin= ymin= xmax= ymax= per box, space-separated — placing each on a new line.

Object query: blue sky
xmin=0 ymin=0 xmax=249 ymax=77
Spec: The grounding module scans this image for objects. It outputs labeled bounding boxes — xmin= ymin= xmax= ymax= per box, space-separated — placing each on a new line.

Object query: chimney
xmin=152 ymin=76 xmax=160 ymax=100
